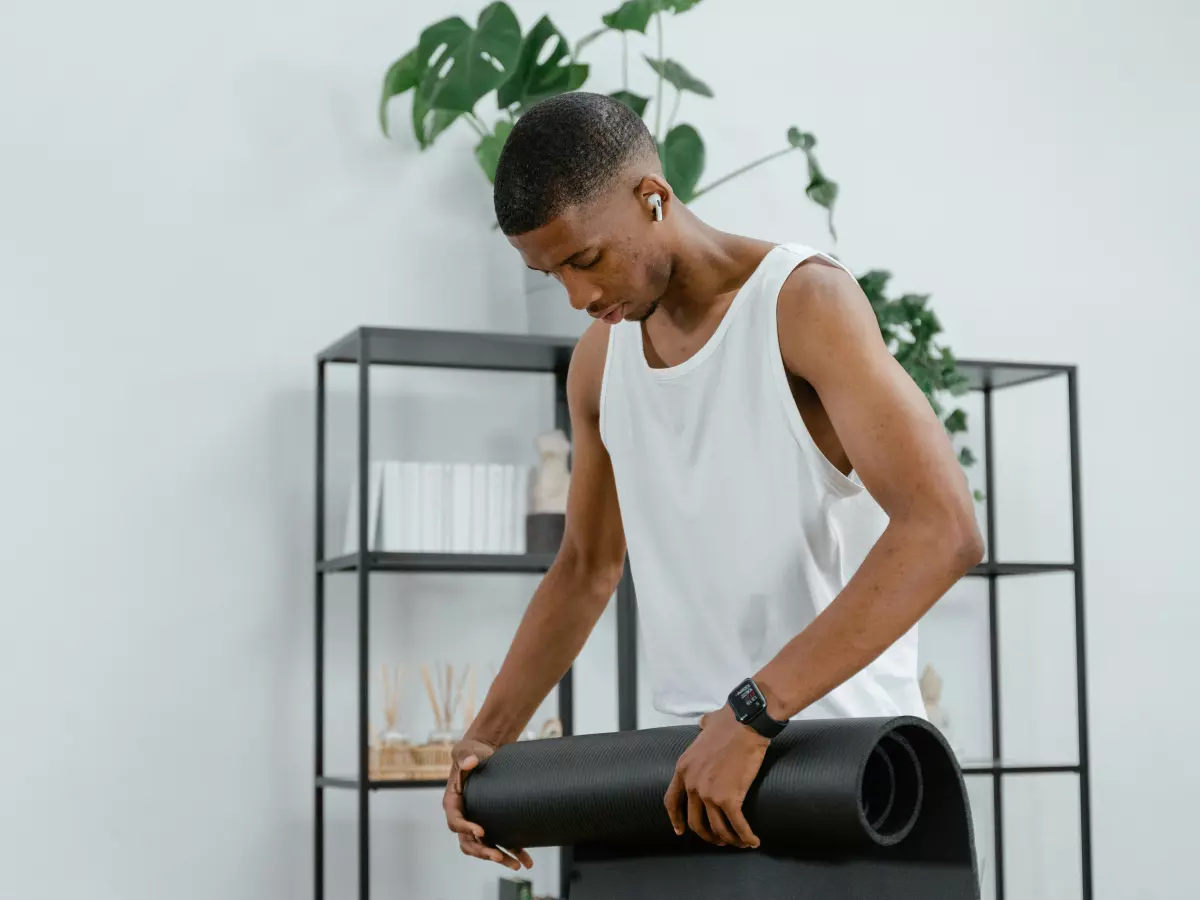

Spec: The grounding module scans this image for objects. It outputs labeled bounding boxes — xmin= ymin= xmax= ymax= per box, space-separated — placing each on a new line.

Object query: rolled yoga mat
xmin=463 ymin=716 xmax=979 ymax=900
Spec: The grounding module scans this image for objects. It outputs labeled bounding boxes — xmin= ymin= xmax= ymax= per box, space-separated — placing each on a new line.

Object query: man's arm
xmin=753 ymin=260 xmax=985 ymax=720
xmin=464 ymin=321 xmax=627 ymax=745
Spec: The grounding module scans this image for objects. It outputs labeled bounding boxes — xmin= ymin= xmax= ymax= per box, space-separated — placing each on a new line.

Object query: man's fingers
xmin=458 ymin=834 xmax=522 ymax=870
xmin=687 ymin=790 xmax=719 ymax=845
xmin=704 ymin=799 xmax=742 ymax=847
xmin=725 ymin=802 xmax=760 ymax=849
xmin=502 ymin=846 xmax=535 ymax=869
xmin=444 ymin=807 xmax=485 ymax=840
xmin=443 ymin=784 xmax=485 ymax=839
xmin=663 ymin=771 xmax=685 ymax=835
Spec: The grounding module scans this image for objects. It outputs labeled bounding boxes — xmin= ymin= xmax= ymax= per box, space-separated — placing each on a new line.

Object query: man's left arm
xmin=753 ymin=259 xmax=985 ymax=720
xmin=663 ymin=259 xmax=984 ymax=850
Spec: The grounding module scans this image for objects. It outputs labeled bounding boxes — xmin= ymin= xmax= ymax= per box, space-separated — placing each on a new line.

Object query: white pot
xmin=523 ymin=267 xmax=589 ymax=339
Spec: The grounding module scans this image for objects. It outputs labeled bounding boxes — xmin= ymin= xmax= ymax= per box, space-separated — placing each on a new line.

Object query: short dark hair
xmin=493 ymin=91 xmax=659 ymax=236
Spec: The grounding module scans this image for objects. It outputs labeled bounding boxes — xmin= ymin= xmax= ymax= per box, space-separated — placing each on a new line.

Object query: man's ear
xmin=635 ymin=175 xmax=673 ymax=218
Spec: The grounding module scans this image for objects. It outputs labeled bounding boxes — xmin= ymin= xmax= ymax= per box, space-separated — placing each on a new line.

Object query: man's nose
xmin=558 ymin=269 xmax=603 ymax=312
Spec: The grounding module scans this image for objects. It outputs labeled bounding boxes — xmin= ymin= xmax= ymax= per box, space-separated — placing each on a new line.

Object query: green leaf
xmin=805 ymin=166 xmax=839 ymax=210
xmin=475 ymin=119 xmax=514 ymax=183
xmin=973 ymin=489 xmax=986 ymax=502
xmin=412 ymin=104 xmax=461 ymax=149
xmin=787 ymin=126 xmax=815 ymax=150
xmin=379 ymin=48 xmax=422 ymax=136
xmin=414 ymin=3 xmax=522 ymax=118
xmin=943 ymin=409 xmax=968 ymax=435
xmin=644 ymin=56 xmax=714 ymax=97
xmin=602 ymin=0 xmax=655 ymax=33
xmin=660 ymin=124 xmax=705 ymax=202
xmin=497 ymin=15 xmax=588 ymax=113
xmin=610 ymin=89 xmax=650 ymax=117
xmin=958 ymin=447 xmax=977 ymax=467
xmin=660 ymin=0 xmax=704 ymax=11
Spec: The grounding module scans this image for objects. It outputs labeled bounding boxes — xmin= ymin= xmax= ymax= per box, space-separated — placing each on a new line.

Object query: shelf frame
xmin=312 ymin=327 xmax=1091 ymax=900
xmin=314 ymin=328 xmax=585 ymax=900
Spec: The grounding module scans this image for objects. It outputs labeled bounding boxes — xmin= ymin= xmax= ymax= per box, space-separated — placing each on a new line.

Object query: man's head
xmin=493 ymin=91 xmax=676 ymax=324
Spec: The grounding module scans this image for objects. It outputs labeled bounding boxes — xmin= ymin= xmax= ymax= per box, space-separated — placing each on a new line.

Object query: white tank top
xmin=599 ymin=243 xmax=926 ymax=722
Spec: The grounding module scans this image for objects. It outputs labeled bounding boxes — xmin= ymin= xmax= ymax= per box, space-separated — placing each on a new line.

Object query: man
xmin=442 ymin=91 xmax=983 ymax=870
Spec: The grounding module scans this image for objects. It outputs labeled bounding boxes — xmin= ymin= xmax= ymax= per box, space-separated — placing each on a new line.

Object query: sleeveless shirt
xmin=598 ymin=242 xmax=926 ymax=722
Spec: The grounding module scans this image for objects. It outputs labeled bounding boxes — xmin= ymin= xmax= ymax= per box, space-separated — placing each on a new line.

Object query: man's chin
xmin=629 ymin=300 xmax=659 ymax=322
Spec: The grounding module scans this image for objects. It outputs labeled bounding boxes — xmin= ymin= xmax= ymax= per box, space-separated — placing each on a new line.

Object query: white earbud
xmin=648 ymin=193 xmax=663 ymax=221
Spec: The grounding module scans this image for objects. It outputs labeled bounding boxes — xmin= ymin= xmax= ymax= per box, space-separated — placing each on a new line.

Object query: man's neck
xmin=655 ymin=215 xmax=775 ymax=327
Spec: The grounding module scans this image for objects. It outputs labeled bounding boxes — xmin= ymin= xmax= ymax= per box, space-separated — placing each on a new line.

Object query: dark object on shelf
xmin=464 ymin=717 xmax=975 ymax=899
xmin=526 ymin=512 xmax=565 ymax=554
xmin=312 ymin=326 xmax=1091 ymax=900
xmin=498 ymin=876 xmax=533 ymax=900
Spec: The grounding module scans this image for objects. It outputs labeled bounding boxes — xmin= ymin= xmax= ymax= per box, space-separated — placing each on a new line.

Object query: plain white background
xmin=2 ymin=0 xmax=1197 ymax=898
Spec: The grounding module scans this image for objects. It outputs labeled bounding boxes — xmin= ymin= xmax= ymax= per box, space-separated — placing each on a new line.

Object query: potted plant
xmin=377 ymin=0 xmax=978 ymax=478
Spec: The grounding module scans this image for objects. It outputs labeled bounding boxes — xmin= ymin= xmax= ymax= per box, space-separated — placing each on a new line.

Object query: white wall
xmin=2 ymin=1 xmax=1197 ymax=899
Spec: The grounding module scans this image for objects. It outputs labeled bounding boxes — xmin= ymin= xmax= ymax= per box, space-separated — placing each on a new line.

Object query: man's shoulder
xmin=566 ymin=319 xmax=615 ymax=421
xmin=775 ymin=253 xmax=877 ymax=378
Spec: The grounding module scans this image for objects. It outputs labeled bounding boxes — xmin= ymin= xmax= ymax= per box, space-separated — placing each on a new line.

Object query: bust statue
xmin=919 ymin=663 xmax=951 ymax=735
xmin=530 ymin=429 xmax=571 ymax=514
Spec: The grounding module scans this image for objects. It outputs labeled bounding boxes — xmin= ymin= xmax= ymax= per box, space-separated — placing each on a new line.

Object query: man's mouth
xmin=597 ymin=304 xmax=624 ymax=324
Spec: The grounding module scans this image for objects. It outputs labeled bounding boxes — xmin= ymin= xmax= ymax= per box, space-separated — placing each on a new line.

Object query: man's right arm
xmin=463 ymin=321 xmax=627 ymax=746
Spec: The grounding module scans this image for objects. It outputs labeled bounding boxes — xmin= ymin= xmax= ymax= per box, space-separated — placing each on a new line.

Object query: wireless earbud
xmin=648 ymin=193 xmax=663 ymax=221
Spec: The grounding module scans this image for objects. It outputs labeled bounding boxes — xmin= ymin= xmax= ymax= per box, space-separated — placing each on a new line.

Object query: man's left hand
xmin=663 ymin=704 xmax=767 ymax=849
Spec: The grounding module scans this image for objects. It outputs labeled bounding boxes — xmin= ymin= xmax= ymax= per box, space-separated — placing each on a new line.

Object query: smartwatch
xmin=727 ymin=678 xmax=788 ymax=739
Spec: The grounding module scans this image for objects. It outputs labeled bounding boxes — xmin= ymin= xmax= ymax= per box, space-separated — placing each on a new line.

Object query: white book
xmin=442 ymin=462 xmax=456 ymax=552
xmin=485 ymin=463 xmax=506 ymax=553
xmin=380 ymin=461 xmax=404 ymax=551
xmin=342 ymin=461 xmax=384 ymax=555
xmin=500 ymin=464 xmax=518 ymax=553
xmin=512 ymin=465 xmax=530 ymax=554
xmin=469 ymin=463 xmax=489 ymax=553
xmin=451 ymin=464 xmax=472 ymax=553
xmin=400 ymin=462 xmax=422 ymax=553
xmin=420 ymin=462 xmax=444 ymax=552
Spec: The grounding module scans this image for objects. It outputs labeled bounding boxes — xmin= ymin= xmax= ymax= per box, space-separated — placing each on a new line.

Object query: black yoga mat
xmin=463 ymin=716 xmax=979 ymax=899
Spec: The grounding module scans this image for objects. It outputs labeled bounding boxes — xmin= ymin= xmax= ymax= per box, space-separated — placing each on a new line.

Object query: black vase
xmin=525 ymin=513 xmax=565 ymax=554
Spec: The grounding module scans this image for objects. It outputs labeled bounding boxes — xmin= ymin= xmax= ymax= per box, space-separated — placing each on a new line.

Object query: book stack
xmin=343 ymin=461 xmax=533 ymax=555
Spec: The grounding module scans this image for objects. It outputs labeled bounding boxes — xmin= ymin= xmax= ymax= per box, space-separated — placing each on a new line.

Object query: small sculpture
xmin=919 ymin=663 xmax=951 ymax=736
xmin=530 ymin=429 xmax=571 ymax=514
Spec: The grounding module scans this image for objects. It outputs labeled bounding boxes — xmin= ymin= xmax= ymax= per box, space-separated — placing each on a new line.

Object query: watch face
xmin=731 ymin=680 xmax=765 ymax=721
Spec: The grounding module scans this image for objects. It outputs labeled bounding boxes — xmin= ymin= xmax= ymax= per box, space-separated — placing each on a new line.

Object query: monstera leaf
xmin=497 ymin=15 xmax=588 ymax=113
xmin=602 ymin=0 xmax=655 ymax=32
xmin=474 ymin=119 xmax=514 ymax=183
xmin=660 ymin=124 xmax=705 ymax=202
xmin=643 ymin=56 xmax=713 ymax=97
xmin=379 ymin=3 xmax=522 ymax=147
xmin=602 ymin=0 xmax=705 ymax=31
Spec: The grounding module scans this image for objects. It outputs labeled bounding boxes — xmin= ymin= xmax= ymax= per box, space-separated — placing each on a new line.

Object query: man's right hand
xmin=443 ymin=737 xmax=534 ymax=872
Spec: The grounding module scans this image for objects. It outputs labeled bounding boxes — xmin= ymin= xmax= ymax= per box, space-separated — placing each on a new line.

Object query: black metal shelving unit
xmin=313 ymin=327 xmax=1091 ymax=900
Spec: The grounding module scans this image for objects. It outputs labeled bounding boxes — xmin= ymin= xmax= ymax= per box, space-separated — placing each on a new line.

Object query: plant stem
xmin=666 ymin=87 xmax=682 ymax=135
xmin=690 ymin=146 xmax=797 ymax=201
xmin=464 ymin=113 xmax=488 ymax=138
xmin=654 ymin=12 xmax=664 ymax=141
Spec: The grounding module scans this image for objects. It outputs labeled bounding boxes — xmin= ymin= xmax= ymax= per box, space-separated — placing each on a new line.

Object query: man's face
xmin=508 ymin=177 xmax=674 ymax=325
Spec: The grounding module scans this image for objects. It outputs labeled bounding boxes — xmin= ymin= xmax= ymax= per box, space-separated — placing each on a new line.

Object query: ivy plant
xmin=377 ymin=0 xmax=976 ymax=470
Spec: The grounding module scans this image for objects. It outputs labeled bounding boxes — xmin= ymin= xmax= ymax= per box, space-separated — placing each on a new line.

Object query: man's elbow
xmin=945 ymin=507 xmax=985 ymax=573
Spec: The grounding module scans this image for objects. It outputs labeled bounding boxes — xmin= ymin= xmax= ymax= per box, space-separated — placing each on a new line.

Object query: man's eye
xmin=576 ymin=254 xmax=602 ymax=269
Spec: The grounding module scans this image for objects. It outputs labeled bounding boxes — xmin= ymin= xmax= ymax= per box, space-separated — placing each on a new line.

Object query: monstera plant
xmin=377 ymin=0 xmax=977 ymax=480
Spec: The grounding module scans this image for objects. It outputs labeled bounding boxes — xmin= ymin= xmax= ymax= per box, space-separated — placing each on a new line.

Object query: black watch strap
xmin=727 ymin=678 xmax=788 ymax=739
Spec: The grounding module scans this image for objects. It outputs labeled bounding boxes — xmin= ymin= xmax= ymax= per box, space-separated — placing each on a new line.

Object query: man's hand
xmin=663 ymin=706 xmax=767 ymax=849
xmin=443 ymin=737 xmax=534 ymax=871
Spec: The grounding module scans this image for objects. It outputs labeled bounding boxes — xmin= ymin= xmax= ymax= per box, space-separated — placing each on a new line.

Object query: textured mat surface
xmin=463 ymin=716 xmax=979 ymax=899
